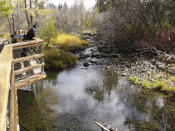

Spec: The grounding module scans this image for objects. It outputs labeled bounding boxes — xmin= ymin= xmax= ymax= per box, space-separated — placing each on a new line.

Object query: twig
xmin=94 ymin=119 xmax=117 ymax=131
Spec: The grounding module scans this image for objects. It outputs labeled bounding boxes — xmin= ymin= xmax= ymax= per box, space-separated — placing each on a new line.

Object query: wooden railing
xmin=9 ymin=39 xmax=46 ymax=131
xmin=0 ymin=44 xmax=12 ymax=131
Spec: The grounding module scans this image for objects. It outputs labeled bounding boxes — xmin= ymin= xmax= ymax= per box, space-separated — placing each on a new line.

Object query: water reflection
xmin=18 ymin=66 xmax=175 ymax=131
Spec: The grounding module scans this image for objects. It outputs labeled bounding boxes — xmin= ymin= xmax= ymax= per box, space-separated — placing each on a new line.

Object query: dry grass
xmin=51 ymin=33 xmax=90 ymax=51
xmin=0 ymin=33 xmax=10 ymax=41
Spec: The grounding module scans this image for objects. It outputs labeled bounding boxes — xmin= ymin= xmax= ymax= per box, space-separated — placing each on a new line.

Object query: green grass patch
xmin=141 ymin=81 xmax=152 ymax=89
xmin=129 ymin=77 xmax=138 ymax=84
xmin=129 ymin=75 xmax=175 ymax=94
xmin=51 ymin=33 xmax=90 ymax=51
xmin=44 ymin=48 xmax=78 ymax=71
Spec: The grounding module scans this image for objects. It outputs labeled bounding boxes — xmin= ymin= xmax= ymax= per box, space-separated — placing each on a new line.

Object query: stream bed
xmin=18 ymin=46 xmax=175 ymax=131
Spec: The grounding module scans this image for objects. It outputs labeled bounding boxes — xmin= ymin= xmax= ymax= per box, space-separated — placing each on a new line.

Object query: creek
xmin=18 ymin=44 xmax=175 ymax=131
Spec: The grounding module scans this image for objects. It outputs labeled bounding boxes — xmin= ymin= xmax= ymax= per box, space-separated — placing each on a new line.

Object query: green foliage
xmin=161 ymin=22 xmax=173 ymax=30
xmin=154 ymin=80 xmax=165 ymax=90
xmin=129 ymin=77 xmax=138 ymax=84
xmin=0 ymin=0 xmax=14 ymax=18
xmin=44 ymin=48 xmax=78 ymax=71
xmin=84 ymin=20 xmax=92 ymax=28
xmin=141 ymin=81 xmax=152 ymax=89
xmin=129 ymin=74 xmax=175 ymax=94
xmin=39 ymin=18 xmax=57 ymax=48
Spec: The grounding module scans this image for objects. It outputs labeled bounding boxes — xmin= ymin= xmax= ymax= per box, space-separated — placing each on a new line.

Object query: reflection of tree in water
xmin=18 ymin=73 xmax=60 ymax=131
xmin=18 ymin=90 xmax=55 ymax=131
xmin=45 ymin=71 xmax=58 ymax=86
xmin=86 ymin=68 xmax=118 ymax=103
xmin=122 ymin=87 xmax=175 ymax=130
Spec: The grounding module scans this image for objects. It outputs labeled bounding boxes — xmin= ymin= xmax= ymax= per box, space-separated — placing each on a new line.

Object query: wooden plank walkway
xmin=0 ymin=45 xmax=12 ymax=131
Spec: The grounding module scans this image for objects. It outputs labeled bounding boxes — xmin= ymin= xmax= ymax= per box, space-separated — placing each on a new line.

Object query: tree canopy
xmin=0 ymin=0 xmax=14 ymax=18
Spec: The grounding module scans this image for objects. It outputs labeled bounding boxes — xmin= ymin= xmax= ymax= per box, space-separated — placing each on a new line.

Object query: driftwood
xmin=136 ymin=42 xmax=175 ymax=62
xmin=94 ymin=119 xmax=117 ymax=131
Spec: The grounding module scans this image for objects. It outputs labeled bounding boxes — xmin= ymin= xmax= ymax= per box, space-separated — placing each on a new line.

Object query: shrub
xmin=161 ymin=22 xmax=173 ymax=31
xmin=44 ymin=48 xmax=78 ymax=71
xmin=152 ymin=28 xmax=175 ymax=52
xmin=51 ymin=33 xmax=90 ymax=51
xmin=39 ymin=18 xmax=57 ymax=48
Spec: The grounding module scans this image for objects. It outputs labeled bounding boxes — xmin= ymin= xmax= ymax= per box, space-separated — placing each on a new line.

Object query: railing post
xmin=10 ymin=62 xmax=20 ymax=131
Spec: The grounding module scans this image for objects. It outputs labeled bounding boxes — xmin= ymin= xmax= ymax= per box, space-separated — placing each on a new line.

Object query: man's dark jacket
xmin=23 ymin=27 xmax=36 ymax=41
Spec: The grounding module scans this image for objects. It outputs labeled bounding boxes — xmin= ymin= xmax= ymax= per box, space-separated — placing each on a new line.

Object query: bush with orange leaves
xmin=149 ymin=28 xmax=175 ymax=53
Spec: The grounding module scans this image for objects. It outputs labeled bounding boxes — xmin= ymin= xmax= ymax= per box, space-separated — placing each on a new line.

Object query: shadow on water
xmin=18 ymin=65 xmax=175 ymax=131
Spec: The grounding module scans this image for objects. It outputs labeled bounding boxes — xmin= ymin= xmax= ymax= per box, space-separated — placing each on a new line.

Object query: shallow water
xmin=18 ymin=62 xmax=175 ymax=131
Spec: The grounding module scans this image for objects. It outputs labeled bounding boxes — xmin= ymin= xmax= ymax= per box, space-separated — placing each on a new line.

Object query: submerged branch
xmin=94 ymin=119 xmax=117 ymax=131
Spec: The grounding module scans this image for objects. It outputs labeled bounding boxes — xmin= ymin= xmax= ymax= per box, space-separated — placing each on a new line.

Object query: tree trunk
xmin=24 ymin=0 xmax=30 ymax=29
xmin=30 ymin=0 xmax=33 ymax=26
xmin=7 ymin=17 xmax=13 ymax=35
xmin=35 ymin=0 xmax=39 ymax=20
xmin=12 ymin=13 xmax=16 ymax=34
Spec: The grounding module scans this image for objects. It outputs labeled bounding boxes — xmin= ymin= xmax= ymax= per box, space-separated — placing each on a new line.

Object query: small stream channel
xmin=18 ymin=45 xmax=175 ymax=131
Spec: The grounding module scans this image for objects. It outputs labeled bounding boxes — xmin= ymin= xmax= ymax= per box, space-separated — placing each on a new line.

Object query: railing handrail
xmin=12 ymin=39 xmax=43 ymax=50
xmin=12 ymin=53 xmax=44 ymax=64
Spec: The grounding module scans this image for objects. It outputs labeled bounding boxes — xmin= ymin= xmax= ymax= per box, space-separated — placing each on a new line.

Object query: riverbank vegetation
xmin=95 ymin=0 xmax=175 ymax=52
xmin=129 ymin=75 xmax=175 ymax=95
xmin=44 ymin=48 xmax=78 ymax=71
xmin=38 ymin=17 xmax=90 ymax=71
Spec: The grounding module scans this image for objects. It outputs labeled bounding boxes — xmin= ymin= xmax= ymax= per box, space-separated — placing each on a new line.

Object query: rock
xmin=141 ymin=68 xmax=147 ymax=72
xmin=121 ymin=73 xmax=127 ymax=76
xmin=89 ymin=60 xmax=98 ymax=65
xmin=84 ymin=62 xmax=90 ymax=67
xmin=105 ymin=66 xmax=110 ymax=70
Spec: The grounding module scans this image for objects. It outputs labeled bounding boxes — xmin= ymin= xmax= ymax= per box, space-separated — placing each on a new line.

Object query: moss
xmin=44 ymin=48 xmax=78 ymax=71
xmin=154 ymin=80 xmax=166 ymax=90
xmin=141 ymin=81 xmax=152 ymax=89
xmin=129 ymin=77 xmax=138 ymax=84
xmin=51 ymin=33 xmax=90 ymax=51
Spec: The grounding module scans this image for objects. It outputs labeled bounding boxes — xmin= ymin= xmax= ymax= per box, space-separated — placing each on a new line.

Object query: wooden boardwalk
xmin=0 ymin=39 xmax=46 ymax=131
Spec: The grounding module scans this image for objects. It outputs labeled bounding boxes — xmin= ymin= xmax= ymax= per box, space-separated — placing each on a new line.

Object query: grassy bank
xmin=43 ymin=33 xmax=90 ymax=71
xmin=129 ymin=75 xmax=175 ymax=95
xmin=44 ymin=48 xmax=78 ymax=71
